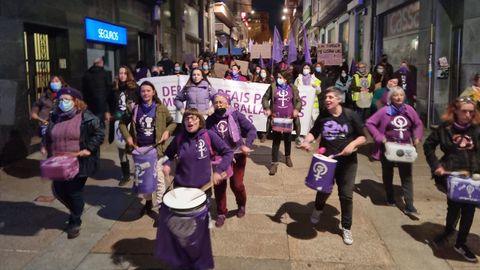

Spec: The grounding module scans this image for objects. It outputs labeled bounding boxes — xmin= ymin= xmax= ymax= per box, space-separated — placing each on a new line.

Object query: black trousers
xmin=380 ymin=154 xmax=415 ymax=211
xmin=52 ymin=176 xmax=88 ymax=226
xmin=445 ymin=198 xmax=476 ymax=246
xmin=315 ymin=155 xmax=357 ymax=230
xmin=271 ymin=132 xmax=292 ymax=162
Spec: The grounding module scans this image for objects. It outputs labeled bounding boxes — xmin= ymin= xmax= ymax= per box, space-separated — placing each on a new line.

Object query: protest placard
xmin=250 ymin=43 xmax=271 ymax=60
xmin=317 ymin=43 xmax=342 ymax=66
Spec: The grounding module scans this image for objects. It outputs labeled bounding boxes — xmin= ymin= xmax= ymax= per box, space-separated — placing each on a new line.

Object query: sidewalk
xmin=0 ymin=138 xmax=478 ymax=270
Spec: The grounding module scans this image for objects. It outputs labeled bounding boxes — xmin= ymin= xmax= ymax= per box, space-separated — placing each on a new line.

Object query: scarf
xmin=453 ymin=121 xmax=471 ymax=131
xmin=386 ymin=104 xmax=405 ymax=116
xmin=140 ymin=100 xmax=156 ymax=114
xmin=223 ymin=108 xmax=241 ymax=143
xmin=302 ymin=74 xmax=312 ymax=86
xmin=231 ymin=73 xmax=240 ymax=81
xmin=56 ymin=108 xmax=78 ymax=123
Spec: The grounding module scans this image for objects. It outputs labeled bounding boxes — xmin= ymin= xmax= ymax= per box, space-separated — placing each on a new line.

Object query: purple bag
xmin=40 ymin=156 xmax=79 ymax=181
xmin=447 ymin=175 xmax=480 ymax=206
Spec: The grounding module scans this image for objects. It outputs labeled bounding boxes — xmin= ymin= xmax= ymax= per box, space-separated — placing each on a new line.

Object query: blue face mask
xmin=50 ymin=82 xmax=62 ymax=92
xmin=315 ymin=67 xmax=322 ymax=73
xmin=232 ymin=71 xmax=238 ymax=76
xmin=277 ymin=78 xmax=284 ymax=85
xmin=59 ymin=100 xmax=74 ymax=112
xmin=174 ymin=66 xmax=181 ymax=72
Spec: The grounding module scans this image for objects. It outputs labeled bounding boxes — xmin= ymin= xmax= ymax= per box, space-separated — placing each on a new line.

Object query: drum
xmin=40 ymin=156 xmax=79 ymax=181
xmin=304 ymin=154 xmax=337 ymax=193
xmin=271 ymin=117 xmax=293 ymax=133
xmin=155 ymin=187 xmax=213 ymax=269
xmin=113 ymin=120 xmax=129 ymax=149
xmin=132 ymin=146 xmax=158 ymax=194
xmin=384 ymin=142 xmax=418 ymax=163
xmin=447 ymin=175 xmax=480 ymax=206
xmin=356 ymin=92 xmax=373 ymax=108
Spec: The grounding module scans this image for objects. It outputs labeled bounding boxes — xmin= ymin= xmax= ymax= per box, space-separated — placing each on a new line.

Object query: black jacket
xmin=46 ymin=110 xmax=105 ymax=177
xmin=82 ymin=66 xmax=113 ymax=115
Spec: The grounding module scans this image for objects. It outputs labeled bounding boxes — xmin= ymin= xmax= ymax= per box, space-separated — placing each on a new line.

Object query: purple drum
xmin=447 ymin=175 xmax=480 ymax=206
xmin=40 ymin=156 xmax=79 ymax=181
xmin=305 ymin=154 xmax=337 ymax=193
xmin=155 ymin=188 xmax=213 ymax=269
xmin=132 ymin=146 xmax=158 ymax=194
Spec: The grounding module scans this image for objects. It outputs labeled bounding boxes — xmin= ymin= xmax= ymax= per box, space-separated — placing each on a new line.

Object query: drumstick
xmin=200 ymin=181 xmax=213 ymax=192
xmin=444 ymin=171 xmax=470 ymax=177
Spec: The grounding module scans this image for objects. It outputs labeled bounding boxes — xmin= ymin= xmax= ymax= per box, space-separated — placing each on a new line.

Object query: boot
xmin=119 ymin=161 xmax=131 ymax=186
xmin=285 ymin=156 xmax=293 ymax=167
xmin=140 ymin=200 xmax=153 ymax=217
xmin=260 ymin=133 xmax=267 ymax=143
xmin=269 ymin=163 xmax=278 ymax=176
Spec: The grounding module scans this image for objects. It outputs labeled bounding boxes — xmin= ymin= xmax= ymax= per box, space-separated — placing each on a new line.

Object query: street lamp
xmin=283 ymin=7 xmax=288 ymax=13
xmin=281 ymin=15 xmax=286 ymax=20
xmin=251 ymin=10 xmax=255 ymax=14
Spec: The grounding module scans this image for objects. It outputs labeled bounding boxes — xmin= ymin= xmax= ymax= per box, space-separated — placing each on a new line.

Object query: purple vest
xmin=136 ymin=103 xmax=156 ymax=147
xmin=51 ymin=113 xmax=82 ymax=155
xmin=273 ymin=85 xmax=294 ymax=118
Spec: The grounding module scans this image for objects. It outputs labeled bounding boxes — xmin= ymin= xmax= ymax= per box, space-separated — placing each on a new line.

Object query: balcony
xmin=215 ymin=23 xmax=230 ymax=35
xmin=214 ymin=2 xmax=236 ymax=28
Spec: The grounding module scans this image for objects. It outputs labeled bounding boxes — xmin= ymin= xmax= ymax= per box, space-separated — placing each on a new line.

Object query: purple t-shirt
xmin=136 ymin=103 xmax=156 ymax=147
xmin=384 ymin=113 xmax=413 ymax=143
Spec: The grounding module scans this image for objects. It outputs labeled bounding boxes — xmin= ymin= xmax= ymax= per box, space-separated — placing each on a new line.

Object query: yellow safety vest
xmin=351 ymin=74 xmax=372 ymax=101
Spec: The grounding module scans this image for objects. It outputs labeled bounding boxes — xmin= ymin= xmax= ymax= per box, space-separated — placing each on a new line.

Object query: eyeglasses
xmin=456 ymin=96 xmax=475 ymax=103
xmin=184 ymin=115 xmax=199 ymax=122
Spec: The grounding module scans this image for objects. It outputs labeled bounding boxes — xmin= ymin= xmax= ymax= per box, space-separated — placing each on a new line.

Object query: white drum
xmin=384 ymin=142 xmax=418 ymax=163
xmin=163 ymin=187 xmax=207 ymax=213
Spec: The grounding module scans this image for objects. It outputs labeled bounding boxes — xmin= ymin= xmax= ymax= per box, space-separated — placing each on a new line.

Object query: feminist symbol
xmin=197 ymin=139 xmax=207 ymax=159
xmin=392 ymin=116 xmax=408 ymax=140
xmin=466 ymin=185 xmax=475 ymax=198
xmin=217 ymin=120 xmax=228 ymax=138
xmin=278 ymin=90 xmax=289 ymax=108
xmin=313 ymin=162 xmax=328 ymax=180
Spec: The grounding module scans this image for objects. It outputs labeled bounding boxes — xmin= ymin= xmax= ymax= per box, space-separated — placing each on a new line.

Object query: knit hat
xmin=57 ymin=87 xmax=83 ymax=100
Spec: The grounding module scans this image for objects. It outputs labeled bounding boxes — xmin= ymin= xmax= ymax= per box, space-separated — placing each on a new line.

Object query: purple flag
xmin=287 ymin=29 xmax=297 ymax=64
xmin=272 ymin=26 xmax=283 ymax=63
xmin=350 ymin=59 xmax=357 ymax=75
xmin=259 ymin=54 xmax=265 ymax=69
xmin=302 ymin=25 xmax=311 ymax=64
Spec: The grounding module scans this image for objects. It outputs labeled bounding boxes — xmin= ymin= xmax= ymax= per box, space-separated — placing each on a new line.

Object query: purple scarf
xmin=56 ymin=108 xmax=78 ymax=122
xmin=302 ymin=74 xmax=312 ymax=86
xmin=223 ymin=108 xmax=241 ymax=143
xmin=386 ymin=104 xmax=405 ymax=116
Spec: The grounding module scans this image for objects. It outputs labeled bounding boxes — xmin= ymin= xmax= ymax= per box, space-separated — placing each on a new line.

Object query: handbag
xmin=40 ymin=155 xmax=79 ymax=181
xmin=384 ymin=142 xmax=418 ymax=163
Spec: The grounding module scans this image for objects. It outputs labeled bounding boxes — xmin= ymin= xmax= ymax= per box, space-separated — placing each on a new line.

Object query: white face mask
xmin=260 ymin=72 xmax=267 ymax=78
xmin=277 ymin=78 xmax=284 ymax=85
xmin=303 ymin=69 xmax=310 ymax=75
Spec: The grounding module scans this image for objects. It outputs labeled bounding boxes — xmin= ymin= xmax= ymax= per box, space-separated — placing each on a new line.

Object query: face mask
xmin=174 ymin=67 xmax=181 ymax=72
xmin=256 ymin=69 xmax=260 ymax=74
xmin=50 ymin=82 xmax=62 ymax=92
xmin=59 ymin=100 xmax=74 ymax=112
xmin=260 ymin=72 xmax=267 ymax=78
xmin=152 ymin=72 xmax=159 ymax=76
xmin=277 ymin=78 xmax=284 ymax=85
xmin=341 ymin=72 xmax=347 ymax=78
xmin=303 ymin=69 xmax=310 ymax=75
xmin=399 ymin=66 xmax=409 ymax=73
xmin=377 ymin=68 xmax=384 ymax=74
xmin=203 ymin=65 xmax=209 ymax=70
xmin=215 ymin=108 xmax=227 ymax=115
xmin=315 ymin=67 xmax=321 ymax=73
xmin=232 ymin=71 xmax=238 ymax=76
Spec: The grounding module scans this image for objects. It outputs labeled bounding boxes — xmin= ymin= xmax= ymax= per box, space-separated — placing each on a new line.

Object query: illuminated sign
xmin=85 ymin=18 xmax=127 ymax=45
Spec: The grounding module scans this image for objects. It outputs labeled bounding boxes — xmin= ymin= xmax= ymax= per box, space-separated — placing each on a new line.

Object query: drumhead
xmin=313 ymin=154 xmax=338 ymax=163
xmin=163 ymin=187 xmax=207 ymax=210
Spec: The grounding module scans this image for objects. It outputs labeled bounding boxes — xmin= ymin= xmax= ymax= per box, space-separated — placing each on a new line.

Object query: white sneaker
xmin=310 ymin=209 xmax=322 ymax=224
xmin=342 ymin=228 xmax=353 ymax=245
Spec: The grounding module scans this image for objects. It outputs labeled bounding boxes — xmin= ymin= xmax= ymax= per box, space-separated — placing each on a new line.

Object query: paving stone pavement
xmin=0 ymin=136 xmax=479 ymax=270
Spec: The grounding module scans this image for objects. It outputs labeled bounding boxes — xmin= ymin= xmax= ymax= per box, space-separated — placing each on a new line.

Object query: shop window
xmin=339 ymin=21 xmax=349 ymax=58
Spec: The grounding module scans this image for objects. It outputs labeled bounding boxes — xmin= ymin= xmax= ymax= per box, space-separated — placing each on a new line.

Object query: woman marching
xmin=206 ymin=93 xmax=256 ymax=227
xmin=157 ymin=108 xmax=233 ymax=270
xmin=119 ymin=81 xmax=177 ymax=214
xmin=424 ymin=96 xmax=480 ymax=262
xmin=298 ymin=87 xmax=366 ymax=245
xmin=365 ymin=86 xmax=424 ymax=216
xmin=110 ymin=65 xmax=139 ymax=186
xmin=175 ymin=68 xmax=217 ymax=117
xmin=262 ymin=70 xmax=302 ymax=175
xmin=45 ymin=87 xmax=104 ymax=239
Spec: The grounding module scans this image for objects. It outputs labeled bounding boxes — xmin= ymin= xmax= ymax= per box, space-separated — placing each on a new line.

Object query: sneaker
xmin=215 ymin=214 xmax=226 ymax=227
xmin=67 ymin=225 xmax=81 ymax=239
xmin=454 ymin=244 xmax=478 ymax=262
xmin=140 ymin=200 xmax=153 ymax=217
xmin=269 ymin=163 xmax=278 ymax=176
xmin=404 ymin=209 xmax=421 ymax=218
xmin=310 ymin=209 xmax=322 ymax=224
xmin=342 ymin=228 xmax=354 ymax=245
xmin=285 ymin=156 xmax=293 ymax=167
xmin=237 ymin=206 xmax=246 ymax=218
xmin=295 ymin=137 xmax=303 ymax=146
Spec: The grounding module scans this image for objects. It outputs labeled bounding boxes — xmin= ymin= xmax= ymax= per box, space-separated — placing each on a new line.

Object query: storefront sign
xmin=85 ymin=18 xmax=127 ymax=45
xmin=384 ymin=1 xmax=420 ymax=37
xmin=138 ymin=75 xmax=316 ymax=135
xmin=317 ymin=43 xmax=342 ymax=66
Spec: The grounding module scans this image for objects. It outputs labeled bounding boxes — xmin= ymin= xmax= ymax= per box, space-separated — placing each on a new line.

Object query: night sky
xmin=252 ymin=0 xmax=283 ymax=37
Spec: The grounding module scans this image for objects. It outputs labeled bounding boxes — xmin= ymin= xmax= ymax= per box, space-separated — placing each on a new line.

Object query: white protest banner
xmin=139 ymin=76 xmax=316 ymax=135
xmin=250 ymin=43 xmax=271 ymax=60
xmin=317 ymin=43 xmax=342 ymax=66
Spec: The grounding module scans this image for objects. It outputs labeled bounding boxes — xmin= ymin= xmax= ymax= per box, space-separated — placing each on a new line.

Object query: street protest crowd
xmin=31 ymin=46 xmax=480 ymax=268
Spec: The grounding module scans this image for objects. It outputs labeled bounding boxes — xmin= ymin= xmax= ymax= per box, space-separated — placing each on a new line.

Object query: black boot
xmin=140 ymin=200 xmax=153 ymax=216
xmin=119 ymin=161 xmax=131 ymax=186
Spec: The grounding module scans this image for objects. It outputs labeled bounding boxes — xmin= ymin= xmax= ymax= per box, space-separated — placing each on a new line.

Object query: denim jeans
xmin=52 ymin=176 xmax=88 ymax=226
xmin=315 ymin=155 xmax=358 ymax=230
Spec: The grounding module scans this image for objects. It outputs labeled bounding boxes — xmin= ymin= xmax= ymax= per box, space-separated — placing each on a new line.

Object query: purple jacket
xmin=175 ymin=80 xmax=217 ymax=114
xmin=206 ymin=109 xmax=257 ymax=149
xmin=164 ymin=128 xmax=233 ymax=188
xmin=366 ymin=104 xmax=424 ymax=160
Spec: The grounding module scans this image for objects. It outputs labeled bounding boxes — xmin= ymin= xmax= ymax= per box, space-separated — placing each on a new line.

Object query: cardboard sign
xmin=236 ymin=60 xmax=249 ymax=76
xmin=250 ymin=43 xmax=272 ymax=59
xmin=317 ymin=43 xmax=342 ymax=66
xmin=213 ymin=63 xmax=228 ymax=78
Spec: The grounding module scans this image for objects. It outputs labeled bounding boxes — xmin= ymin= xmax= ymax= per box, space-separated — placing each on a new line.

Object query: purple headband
xmin=213 ymin=92 xmax=231 ymax=104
